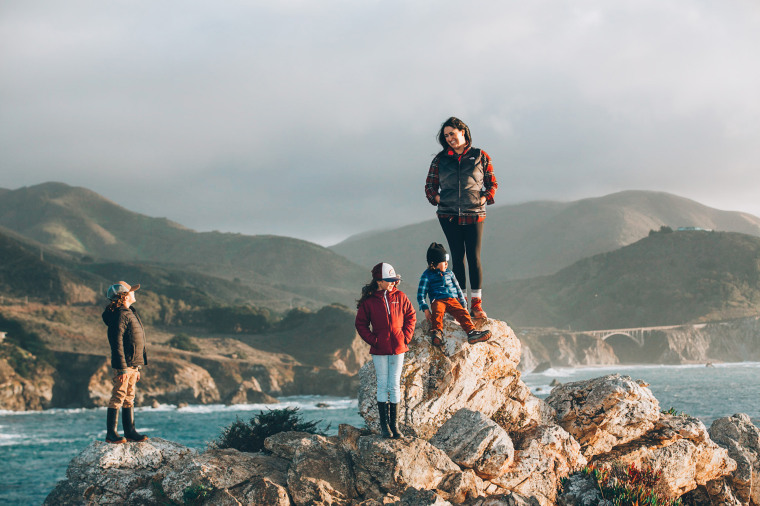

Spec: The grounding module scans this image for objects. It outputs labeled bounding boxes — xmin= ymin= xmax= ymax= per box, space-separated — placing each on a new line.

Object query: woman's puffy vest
xmin=437 ymin=148 xmax=486 ymax=216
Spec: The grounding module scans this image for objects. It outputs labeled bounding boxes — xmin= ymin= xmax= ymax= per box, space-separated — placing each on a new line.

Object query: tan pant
xmin=430 ymin=298 xmax=475 ymax=333
xmin=108 ymin=367 xmax=140 ymax=409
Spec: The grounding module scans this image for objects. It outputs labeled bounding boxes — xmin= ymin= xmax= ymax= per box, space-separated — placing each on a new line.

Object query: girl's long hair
xmin=356 ymin=279 xmax=380 ymax=308
xmin=104 ymin=291 xmax=129 ymax=313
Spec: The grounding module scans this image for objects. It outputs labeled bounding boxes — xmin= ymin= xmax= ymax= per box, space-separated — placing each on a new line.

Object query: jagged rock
xmin=397 ymin=487 xmax=452 ymax=505
xmin=473 ymin=492 xmax=542 ymax=505
xmin=226 ymin=379 xmax=279 ymax=404
xmin=140 ymin=357 xmax=221 ymax=405
xmin=352 ymin=435 xmax=462 ymax=498
xmin=264 ymin=430 xmax=320 ymax=460
xmin=489 ymin=423 xmax=587 ymax=506
xmin=493 ymin=380 xmax=555 ymax=433
xmin=545 ymin=374 xmax=660 ymax=458
xmin=286 ymin=434 xmax=358 ymax=505
xmin=555 ymin=472 xmax=605 ymax=506
xmin=708 ymin=413 xmax=760 ymax=505
xmin=43 ymin=437 xmax=291 ymax=506
xmin=430 ymin=408 xmax=515 ymax=480
xmin=156 ymin=447 xmax=290 ymax=505
xmin=359 ymin=318 xmax=526 ymax=439
xmin=0 ymin=354 xmax=54 ymax=410
xmin=438 ymin=469 xmax=483 ymax=503
xmin=44 ymin=438 xmax=196 ymax=505
xmin=592 ymin=413 xmax=736 ymax=499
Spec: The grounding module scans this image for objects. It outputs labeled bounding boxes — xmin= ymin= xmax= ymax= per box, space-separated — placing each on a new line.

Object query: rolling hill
xmin=488 ymin=229 xmax=760 ymax=329
xmin=331 ymin=191 xmax=760 ymax=287
xmin=0 ymin=182 xmax=368 ymax=308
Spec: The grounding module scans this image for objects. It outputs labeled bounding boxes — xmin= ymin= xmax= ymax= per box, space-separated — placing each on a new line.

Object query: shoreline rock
xmin=44 ymin=318 xmax=759 ymax=505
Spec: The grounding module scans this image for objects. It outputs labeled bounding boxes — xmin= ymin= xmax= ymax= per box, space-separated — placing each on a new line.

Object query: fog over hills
xmin=331 ymin=190 xmax=760 ymax=287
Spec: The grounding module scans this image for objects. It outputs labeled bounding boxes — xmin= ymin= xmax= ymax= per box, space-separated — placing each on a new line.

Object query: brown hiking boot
xmin=467 ymin=329 xmax=491 ymax=344
xmin=470 ymin=297 xmax=487 ymax=319
xmin=429 ymin=329 xmax=443 ymax=347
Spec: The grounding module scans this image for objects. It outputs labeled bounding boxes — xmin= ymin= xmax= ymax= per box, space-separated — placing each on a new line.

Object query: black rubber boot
xmin=389 ymin=403 xmax=404 ymax=439
xmin=377 ymin=402 xmax=392 ymax=438
xmin=105 ymin=408 xmax=126 ymax=444
xmin=122 ymin=407 xmax=148 ymax=442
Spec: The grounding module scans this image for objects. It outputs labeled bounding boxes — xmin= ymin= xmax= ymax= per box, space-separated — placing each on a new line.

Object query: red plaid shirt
xmin=425 ymin=146 xmax=497 ymax=225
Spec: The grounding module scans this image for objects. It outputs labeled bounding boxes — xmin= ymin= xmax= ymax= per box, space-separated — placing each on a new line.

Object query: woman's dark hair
xmin=356 ymin=279 xmax=380 ymax=308
xmin=104 ymin=291 xmax=130 ymax=313
xmin=437 ymin=117 xmax=472 ymax=150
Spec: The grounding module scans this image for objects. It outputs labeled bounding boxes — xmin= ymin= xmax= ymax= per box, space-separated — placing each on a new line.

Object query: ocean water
xmin=3 ymin=363 xmax=760 ymax=505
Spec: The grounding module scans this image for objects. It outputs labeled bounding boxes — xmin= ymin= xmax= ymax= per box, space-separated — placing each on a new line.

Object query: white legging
xmin=372 ymin=353 xmax=405 ymax=403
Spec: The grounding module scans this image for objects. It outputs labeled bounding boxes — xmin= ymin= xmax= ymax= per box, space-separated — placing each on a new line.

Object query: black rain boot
xmin=377 ymin=402 xmax=392 ymax=438
xmin=105 ymin=408 xmax=126 ymax=444
xmin=122 ymin=407 xmax=148 ymax=442
xmin=389 ymin=403 xmax=404 ymax=439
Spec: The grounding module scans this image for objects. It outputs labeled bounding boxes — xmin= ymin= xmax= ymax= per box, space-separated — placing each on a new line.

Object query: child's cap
xmin=427 ymin=243 xmax=449 ymax=265
xmin=372 ymin=262 xmax=402 ymax=282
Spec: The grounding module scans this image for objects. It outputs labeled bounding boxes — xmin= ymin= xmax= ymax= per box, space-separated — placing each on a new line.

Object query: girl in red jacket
xmin=355 ymin=262 xmax=417 ymax=438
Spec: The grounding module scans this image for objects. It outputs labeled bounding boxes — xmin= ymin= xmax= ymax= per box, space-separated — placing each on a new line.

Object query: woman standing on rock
xmin=425 ymin=117 xmax=498 ymax=319
xmin=102 ymin=281 xmax=149 ymax=444
xmin=355 ymin=263 xmax=417 ymax=439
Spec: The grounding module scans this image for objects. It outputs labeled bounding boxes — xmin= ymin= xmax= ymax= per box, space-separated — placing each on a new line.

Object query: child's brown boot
xmin=429 ymin=329 xmax=443 ymax=347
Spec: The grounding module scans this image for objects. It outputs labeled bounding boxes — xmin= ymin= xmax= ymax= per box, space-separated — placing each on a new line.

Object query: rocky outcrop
xmin=46 ymin=318 xmax=757 ymax=505
xmin=0 ymin=352 xmax=54 ymax=410
xmin=701 ymin=413 xmax=760 ymax=505
xmin=546 ymin=374 xmax=661 ymax=459
xmin=519 ymin=316 xmax=760 ymax=370
xmin=358 ymin=318 xmax=534 ymax=440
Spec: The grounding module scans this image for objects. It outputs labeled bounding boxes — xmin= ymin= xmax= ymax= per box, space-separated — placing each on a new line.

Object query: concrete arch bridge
xmin=579 ymin=324 xmax=689 ymax=347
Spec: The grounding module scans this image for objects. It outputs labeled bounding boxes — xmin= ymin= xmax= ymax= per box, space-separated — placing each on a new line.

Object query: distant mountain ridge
xmin=0 ymin=182 xmax=367 ymax=307
xmin=331 ymin=190 xmax=760 ymax=286
xmin=489 ymin=229 xmax=760 ymax=329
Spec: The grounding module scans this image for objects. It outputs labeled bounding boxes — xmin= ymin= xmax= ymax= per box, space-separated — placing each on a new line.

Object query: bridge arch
xmin=599 ymin=331 xmax=644 ymax=347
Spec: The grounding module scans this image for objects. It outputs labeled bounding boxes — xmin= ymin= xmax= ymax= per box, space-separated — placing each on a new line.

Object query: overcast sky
xmin=2 ymin=1 xmax=760 ymax=246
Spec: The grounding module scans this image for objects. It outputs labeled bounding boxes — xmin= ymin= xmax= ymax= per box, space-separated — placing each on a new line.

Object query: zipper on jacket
xmin=383 ymin=291 xmax=391 ymax=315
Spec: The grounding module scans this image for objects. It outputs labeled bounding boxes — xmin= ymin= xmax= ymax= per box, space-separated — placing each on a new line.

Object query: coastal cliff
xmin=45 ymin=318 xmax=760 ymax=505
xmin=518 ymin=316 xmax=760 ymax=372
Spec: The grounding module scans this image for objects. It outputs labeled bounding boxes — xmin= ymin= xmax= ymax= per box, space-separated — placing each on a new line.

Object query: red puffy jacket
xmin=355 ymin=288 xmax=417 ymax=355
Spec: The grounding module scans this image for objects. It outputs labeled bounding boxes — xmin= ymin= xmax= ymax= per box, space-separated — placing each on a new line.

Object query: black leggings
xmin=438 ymin=217 xmax=484 ymax=290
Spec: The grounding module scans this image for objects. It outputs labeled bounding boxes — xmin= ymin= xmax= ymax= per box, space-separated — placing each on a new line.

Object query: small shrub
xmin=576 ymin=462 xmax=682 ymax=506
xmin=214 ymin=407 xmax=328 ymax=453
xmin=168 ymin=334 xmax=200 ymax=352
xmin=662 ymin=407 xmax=687 ymax=417
xmin=182 ymin=483 xmax=214 ymax=505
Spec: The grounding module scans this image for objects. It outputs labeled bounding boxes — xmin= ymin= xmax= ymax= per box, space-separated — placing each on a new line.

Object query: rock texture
xmin=0 ymin=353 xmax=54 ymax=410
xmin=546 ymin=373 xmax=660 ymax=458
xmin=359 ymin=318 xmax=531 ymax=439
xmin=46 ymin=318 xmax=758 ymax=505
xmin=706 ymin=413 xmax=760 ymax=505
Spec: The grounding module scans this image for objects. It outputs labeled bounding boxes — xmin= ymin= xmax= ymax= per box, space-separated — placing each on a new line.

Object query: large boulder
xmin=489 ymin=423 xmax=587 ymax=506
xmin=44 ymin=437 xmax=291 ymax=506
xmin=545 ymin=374 xmax=660 ymax=458
xmin=359 ymin=318 xmax=527 ymax=439
xmin=592 ymin=413 xmax=736 ymax=499
xmin=285 ymin=434 xmax=359 ymax=505
xmin=351 ymin=435 xmax=463 ymax=498
xmin=708 ymin=413 xmax=760 ymax=505
xmin=430 ymin=408 xmax=515 ymax=480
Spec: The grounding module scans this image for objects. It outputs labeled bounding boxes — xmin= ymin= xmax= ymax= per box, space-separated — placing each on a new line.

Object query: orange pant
xmin=430 ymin=298 xmax=475 ymax=333
xmin=108 ymin=367 xmax=140 ymax=409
